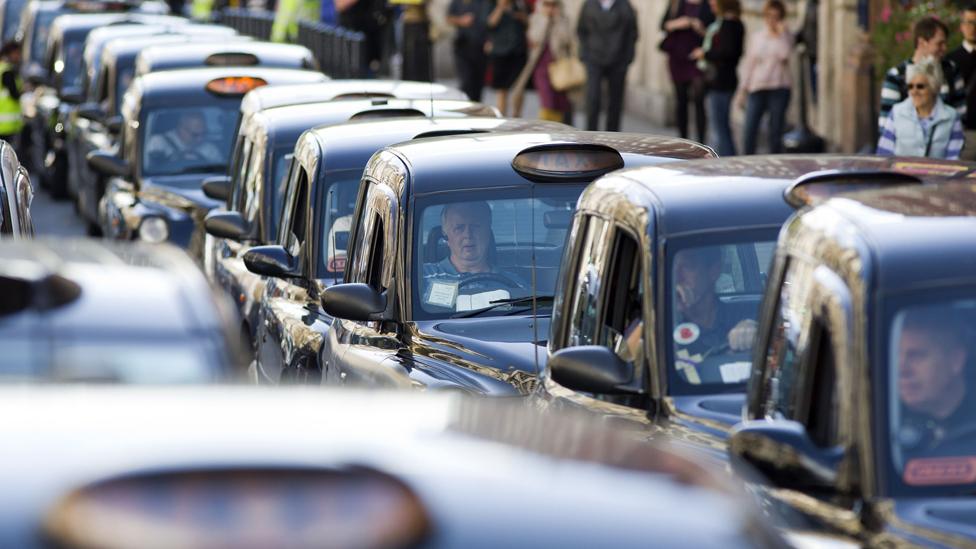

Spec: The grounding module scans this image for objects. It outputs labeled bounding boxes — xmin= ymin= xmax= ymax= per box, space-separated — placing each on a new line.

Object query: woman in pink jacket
xmin=735 ymin=0 xmax=793 ymax=154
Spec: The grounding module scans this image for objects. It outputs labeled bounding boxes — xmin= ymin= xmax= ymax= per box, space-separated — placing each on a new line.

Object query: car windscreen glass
xmin=665 ymin=233 xmax=776 ymax=395
xmin=315 ymin=171 xmax=360 ymax=279
xmin=142 ymin=105 xmax=237 ymax=177
xmin=886 ymin=294 xmax=976 ymax=496
xmin=2 ymin=0 xmax=25 ymax=42
xmin=30 ymin=11 xmax=56 ymax=67
xmin=412 ymin=186 xmax=581 ymax=320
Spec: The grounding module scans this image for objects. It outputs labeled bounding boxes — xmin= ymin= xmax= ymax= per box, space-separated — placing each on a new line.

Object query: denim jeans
xmin=743 ymin=88 xmax=791 ymax=155
xmin=707 ymin=90 xmax=736 ymax=156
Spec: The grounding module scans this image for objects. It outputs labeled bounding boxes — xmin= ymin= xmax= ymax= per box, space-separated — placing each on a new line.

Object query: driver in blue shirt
xmin=423 ymin=201 xmax=526 ymax=311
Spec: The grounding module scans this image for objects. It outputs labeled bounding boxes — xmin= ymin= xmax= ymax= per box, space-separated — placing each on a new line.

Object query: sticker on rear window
xmin=904 ymin=457 xmax=976 ymax=486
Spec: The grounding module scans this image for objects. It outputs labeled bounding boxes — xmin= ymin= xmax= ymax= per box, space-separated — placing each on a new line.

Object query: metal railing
xmin=219 ymin=8 xmax=368 ymax=78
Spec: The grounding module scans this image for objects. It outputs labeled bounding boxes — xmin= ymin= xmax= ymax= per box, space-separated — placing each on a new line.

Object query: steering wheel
xmin=458 ymin=272 xmax=526 ymax=290
xmin=700 ymin=341 xmax=731 ymax=359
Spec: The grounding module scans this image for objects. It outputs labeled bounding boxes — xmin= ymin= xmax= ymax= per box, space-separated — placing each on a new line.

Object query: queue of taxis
xmin=204 ymin=101 xmax=503 ymax=356
xmin=0 ymin=138 xmax=33 ymax=238
xmin=89 ymin=66 xmax=326 ymax=258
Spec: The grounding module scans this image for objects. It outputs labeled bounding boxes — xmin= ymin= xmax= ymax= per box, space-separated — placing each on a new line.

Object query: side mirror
xmin=86 ymin=150 xmax=130 ymax=178
xmin=321 ymin=283 xmax=387 ymax=321
xmin=105 ymin=115 xmax=123 ymax=134
xmin=77 ymin=103 xmax=105 ymax=122
xmin=201 ymin=175 xmax=232 ymax=201
xmin=728 ymin=420 xmax=846 ymax=492
xmin=204 ymin=210 xmax=248 ymax=241
xmin=549 ymin=345 xmax=634 ymax=394
xmin=243 ymin=245 xmax=299 ymax=278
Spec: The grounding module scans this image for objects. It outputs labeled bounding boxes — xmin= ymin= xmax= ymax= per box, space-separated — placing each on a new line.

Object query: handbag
xmin=548 ymin=56 xmax=586 ymax=92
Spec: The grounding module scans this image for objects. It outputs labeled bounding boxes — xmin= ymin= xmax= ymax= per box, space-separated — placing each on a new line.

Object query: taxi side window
xmin=759 ymin=257 xmax=818 ymax=420
xmin=230 ymin=138 xmax=253 ymax=213
xmin=242 ymin=141 xmax=264 ymax=225
xmin=802 ymin=320 xmax=840 ymax=447
xmin=366 ymin=214 xmax=385 ymax=292
xmin=0 ymin=182 xmax=11 ymax=235
xmin=283 ymin=168 xmax=310 ymax=259
xmin=601 ymin=230 xmax=643 ymax=366
xmin=15 ymin=171 xmax=32 ymax=236
xmin=566 ymin=216 xmax=610 ymax=347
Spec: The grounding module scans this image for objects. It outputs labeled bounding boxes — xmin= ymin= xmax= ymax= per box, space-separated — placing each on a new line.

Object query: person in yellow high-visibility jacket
xmin=0 ymin=41 xmax=23 ymax=145
xmin=272 ymin=0 xmax=321 ymax=42
xmin=190 ymin=0 xmax=215 ymax=20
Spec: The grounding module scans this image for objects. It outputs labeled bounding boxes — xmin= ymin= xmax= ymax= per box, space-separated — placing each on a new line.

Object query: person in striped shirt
xmin=878 ymin=17 xmax=966 ymax=132
xmin=877 ymin=56 xmax=965 ymax=159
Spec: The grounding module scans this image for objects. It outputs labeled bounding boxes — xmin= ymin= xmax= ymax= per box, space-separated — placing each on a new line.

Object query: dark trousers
xmin=585 ymin=63 xmax=628 ymax=131
xmin=402 ymin=21 xmax=432 ymax=82
xmin=674 ymin=77 xmax=707 ymax=142
xmin=707 ymin=90 xmax=736 ymax=156
xmin=454 ymin=47 xmax=487 ymax=102
xmin=743 ymin=88 xmax=791 ymax=155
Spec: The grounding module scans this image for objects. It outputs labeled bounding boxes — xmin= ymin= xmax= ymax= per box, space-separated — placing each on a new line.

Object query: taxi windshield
xmin=2 ymin=0 xmax=24 ymax=42
xmin=887 ymin=296 xmax=976 ymax=495
xmin=412 ymin=187 xmax=580 ymax=320
xmin=315 ymin=171 xmax=360 ymax=280
xmin=267 ymin=147 xmax=294 ymax=238
xmin=59 ymin=38 xmax=85 ymax=90
xmin=114 ymin=65 xmax=134 ymax=112
xmin=142 ymin=106 xmax=237 ymax=177
xmin=666 ymin=234 xmax=776 ymax=394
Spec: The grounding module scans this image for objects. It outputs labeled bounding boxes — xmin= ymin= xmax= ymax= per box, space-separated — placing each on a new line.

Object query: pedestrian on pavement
xmin=525 ymin=0 xmax=574 ymax=122
xmin=946 ymin=3 xmax=976 ymax=160
xmin=691 ymin=0 xmax=744 ymax=156
xmin=577 ymin=0 xmax=638 ymax=132
xmin=877 ymin=56 xmax=964 ymax=160
xmin=487 ymin=0 xmax=529 ymax=116
xmin=448 ymin=0 xmax=493 ymax=101
xmin=879 ymin=16 xmax=965 ymax=136
xmin=736 ymin=0 xmax=792 ymax=154
xmin=336 ymin=0 xmax=391 ymax=74
xmin=0 ymin=41 xmax=23 ymax=151
xmin=659 ymin=0 xmax=713 ymax=143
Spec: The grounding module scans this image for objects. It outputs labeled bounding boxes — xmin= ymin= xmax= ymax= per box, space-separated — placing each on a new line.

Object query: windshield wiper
xmin=450 ymin=295 xmax=555 ymax=319
xmin=170 ymin=164 xmax=227 ymax=175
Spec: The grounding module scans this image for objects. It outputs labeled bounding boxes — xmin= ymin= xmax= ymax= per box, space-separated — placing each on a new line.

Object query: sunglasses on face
xmin=907 ymin=83 xmax=930 ymax=91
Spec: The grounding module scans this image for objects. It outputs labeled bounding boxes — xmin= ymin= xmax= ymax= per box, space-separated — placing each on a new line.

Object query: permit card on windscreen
xmin=455 ymin=290 xmax=511 ymax=311
xmin=719 ymin=361 xmax=751 ymax=384
xmin=426 ymin=281 xmax=459 ymax=309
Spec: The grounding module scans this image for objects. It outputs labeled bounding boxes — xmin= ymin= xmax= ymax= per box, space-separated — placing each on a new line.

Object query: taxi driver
xmin=423 ymin=201 xmax=525 ymax=311
xmin=673 ymin=247 xmax=757 ymax=356
xmin=897 ymin=309 xmax=970 ymax=453
xmin=146 ymin=111 xmax=222 ymax=166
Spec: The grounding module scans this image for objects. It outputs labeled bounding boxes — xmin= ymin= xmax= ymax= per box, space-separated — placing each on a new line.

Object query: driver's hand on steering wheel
xmin=728 ymin=319 xmax=758 ymax=351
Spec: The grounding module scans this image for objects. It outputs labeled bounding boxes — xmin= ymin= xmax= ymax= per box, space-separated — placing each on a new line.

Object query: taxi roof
xmin=299 ymin=116 xmax=571 ymax=173
xmin=598 ymin=155 xmax=976 ymax=237
xmin=135 ymin=41 xmax=316 ymax=74
xmin=239 ymin=80 xmax=468 ymax=116
xmin=814 ymin=181 xmax=976 ymax=292
xmin=377 ymin=130 xmax=715 ymax=194
xmin=249 ymin=97 xmax=500 ymax=142
xmin=132 ymin=66 xmax=326 ymax=106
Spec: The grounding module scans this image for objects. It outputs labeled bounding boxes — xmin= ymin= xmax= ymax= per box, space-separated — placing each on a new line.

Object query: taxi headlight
xmin=138 ymin=216 xmax=169 ymax=243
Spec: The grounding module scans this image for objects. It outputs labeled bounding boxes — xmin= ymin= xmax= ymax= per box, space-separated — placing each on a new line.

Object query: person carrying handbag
xmin=510 ymin=0 xmax=576 ymax=121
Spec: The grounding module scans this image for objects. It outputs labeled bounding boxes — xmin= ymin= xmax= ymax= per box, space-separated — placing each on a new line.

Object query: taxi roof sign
xmin=512 ymin=145 xmax=625 ymax=182
xmin=785 ymin=170 xmax=924 ymax=208
xmin=205 ymin=76 xmax=268 ymax=96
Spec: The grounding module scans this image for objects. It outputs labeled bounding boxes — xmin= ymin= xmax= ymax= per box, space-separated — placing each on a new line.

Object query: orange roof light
xmin=513 ymin=145 xmax=624 ymax=182
xmin=205 ymin=77 xmax=268 ymax=96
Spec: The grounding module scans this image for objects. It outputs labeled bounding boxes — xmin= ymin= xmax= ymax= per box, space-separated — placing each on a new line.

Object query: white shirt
xmin=598 ymin=0 xmax=615 ymax=10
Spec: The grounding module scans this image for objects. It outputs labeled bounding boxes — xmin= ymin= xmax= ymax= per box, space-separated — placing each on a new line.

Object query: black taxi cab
xmin=68 ymin=26 xmax=244 ymax=231
xmin=0 ymin=389 xmax=784 ymax=548
xmin=134 ymin=41 xmax=318 ymax=76
xmin=538 ymin=156 xmax=976 ymax=463
xmin=235 ymin=117 xmax=569 ymax=383
xmin=204 ymin=103 xmax=504 ymax=355
xmin=0 ymin=139 xmax=34 ymax=239
xmin=310 ymin=132 xmax=715 ymax=393
xmin=88 ymin=67 xmax=326 ymax=259
xmin=730 ymin=174 xmax=976 ymax=545
xmin=0 ymin=238 xmax=245 ymax=382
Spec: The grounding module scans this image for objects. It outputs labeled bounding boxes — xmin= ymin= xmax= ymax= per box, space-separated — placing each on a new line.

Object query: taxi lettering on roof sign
xmin=205 ymin=77 xmax=269 ymax=96
xmin=512 ymin=145 xmax=625 ymax=181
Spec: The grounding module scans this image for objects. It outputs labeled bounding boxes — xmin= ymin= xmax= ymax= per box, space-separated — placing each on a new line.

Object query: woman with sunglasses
xmin=877 ymin=56 xmax=965 ymax=160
